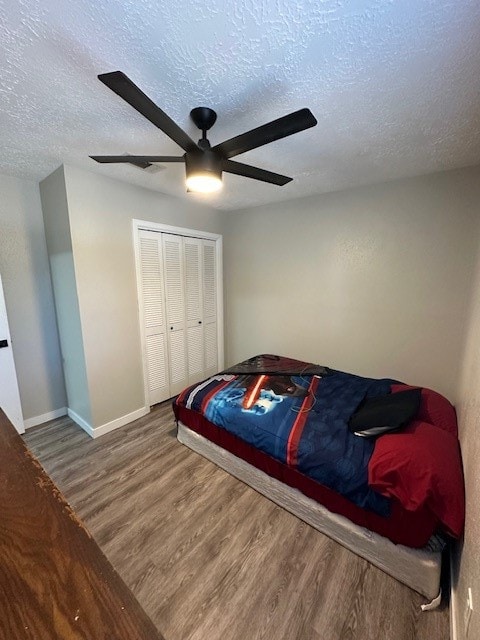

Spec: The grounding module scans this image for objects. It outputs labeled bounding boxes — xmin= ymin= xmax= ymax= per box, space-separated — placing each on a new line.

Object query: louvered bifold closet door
xmin=138 ymin=230 xmax=170 ymax=404
xmin=184 ymin=237 xmax=205 ymax=385
xmin=203 ymin=239 xmax=218 ymax=377
xmin=162 ymin=233 xmax=188 ymax=395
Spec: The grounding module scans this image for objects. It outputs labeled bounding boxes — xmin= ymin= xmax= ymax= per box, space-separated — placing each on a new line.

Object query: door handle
xmin=0 ymin=339 xmax=8 ymax=348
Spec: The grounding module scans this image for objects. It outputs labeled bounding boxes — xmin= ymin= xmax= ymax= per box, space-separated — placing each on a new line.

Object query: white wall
xmin=452 ymin=238 xmax=480 ymax=640
xmin=0 ymin=173 xmax=66 ymax=422
xmin=224 ymin=166 xmax=480 ymax=400
xmin=59 ymin=165 xmax=225 ymax=429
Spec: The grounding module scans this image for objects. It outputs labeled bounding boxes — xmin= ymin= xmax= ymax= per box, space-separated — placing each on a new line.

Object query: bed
xmin=173 ymin=354 xmax=465 ymax=607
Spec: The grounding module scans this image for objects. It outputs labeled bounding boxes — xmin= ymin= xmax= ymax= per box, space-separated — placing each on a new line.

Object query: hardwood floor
xmin=25 ymin=402 xmax=450 ymax=640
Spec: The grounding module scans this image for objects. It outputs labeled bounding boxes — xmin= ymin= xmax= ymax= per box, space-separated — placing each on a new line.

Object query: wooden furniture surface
xmin=0 ymin=408 xmax=165 ymax=640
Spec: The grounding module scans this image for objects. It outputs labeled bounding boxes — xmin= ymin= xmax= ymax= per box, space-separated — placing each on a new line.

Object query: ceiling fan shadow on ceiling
xmin=90 ymin=71 xmax=317 ymax=193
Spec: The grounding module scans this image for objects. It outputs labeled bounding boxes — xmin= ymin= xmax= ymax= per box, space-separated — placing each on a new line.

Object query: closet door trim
xmin=133 ymin=219 xmax=224 ymax=409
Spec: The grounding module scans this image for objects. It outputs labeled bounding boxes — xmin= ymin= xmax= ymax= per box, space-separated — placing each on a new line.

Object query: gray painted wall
xmin=0 ymin=173 xmax=66 ymax=421
xmin=3 ymin=162 xmax=480 ymax=424
xmin=40 ymin=166 xmax=92 ymax=424
xmin=223 ymin=166 xmax=480 ymax=400
xmin=62 ymin=165 xmax=225 ymax=428
xmin=453 ymin=237 xmax=480 ymax=640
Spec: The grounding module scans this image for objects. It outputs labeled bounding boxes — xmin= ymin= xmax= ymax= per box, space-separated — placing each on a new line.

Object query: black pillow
xmin=348 ymin=388 xmax=422 ymax=438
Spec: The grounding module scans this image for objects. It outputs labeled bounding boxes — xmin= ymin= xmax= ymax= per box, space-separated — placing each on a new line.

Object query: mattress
xmin=177 ymin=422 xmax=442 ymax=603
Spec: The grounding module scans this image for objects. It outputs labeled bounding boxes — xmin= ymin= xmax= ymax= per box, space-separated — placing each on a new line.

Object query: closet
xmin=136 ymin=227 xmax=222 ymax=406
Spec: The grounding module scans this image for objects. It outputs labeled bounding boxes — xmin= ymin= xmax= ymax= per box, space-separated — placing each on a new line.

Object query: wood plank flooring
xmin=25 ymin=402 xmax=450 ymax=640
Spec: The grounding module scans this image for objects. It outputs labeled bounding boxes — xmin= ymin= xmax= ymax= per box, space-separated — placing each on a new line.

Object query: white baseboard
xmin=24 ymin=407 xmax=67 ymax=429
xmin=68 ymin=405 xmax=149 ymax=439
xmin=450 ymin=549 xmax=459 ymax=640
xmin=67 ymin=408 xmax=94 ymax=437
xmin=92 ymin=406 xmax=149 ymax=438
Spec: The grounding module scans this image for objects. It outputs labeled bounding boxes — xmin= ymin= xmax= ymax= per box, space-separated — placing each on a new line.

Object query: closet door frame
xmin=133 ymin=219 xmax=224 ymax=410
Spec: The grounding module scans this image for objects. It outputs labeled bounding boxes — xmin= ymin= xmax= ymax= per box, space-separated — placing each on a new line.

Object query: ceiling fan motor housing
xmin=185 ymin=148 xmax=222 ymax=181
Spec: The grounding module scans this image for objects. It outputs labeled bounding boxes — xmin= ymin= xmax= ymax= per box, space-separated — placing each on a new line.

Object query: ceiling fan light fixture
xmin=186 ymin=172 xmax=223 ymax=193
xmin=185 ymin=150 xmax=223 ymax=193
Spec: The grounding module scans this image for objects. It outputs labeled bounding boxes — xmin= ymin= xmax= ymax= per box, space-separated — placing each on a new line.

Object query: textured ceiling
xmin=1 ymin=0 xmax=480 ymax=210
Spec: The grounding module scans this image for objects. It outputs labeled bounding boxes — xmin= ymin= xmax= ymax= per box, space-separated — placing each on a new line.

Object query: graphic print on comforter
xmin=177 ymin=371 xmax=393 ymax=516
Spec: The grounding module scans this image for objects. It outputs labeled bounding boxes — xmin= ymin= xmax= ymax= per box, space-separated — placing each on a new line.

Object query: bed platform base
xmin=177 ymin=422 xmax=442 ymax=608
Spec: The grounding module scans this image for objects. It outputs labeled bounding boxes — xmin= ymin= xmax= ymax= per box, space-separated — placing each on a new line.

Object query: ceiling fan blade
xmin=213 ymin=108 xmax=317 ymax=159
xmin=222 ymin=159 xmax=292 ymax=186
xmin=90 ymin=155 xmax=185 ymax=165
xmin=98 ymin=71 xmax=198 ymax=153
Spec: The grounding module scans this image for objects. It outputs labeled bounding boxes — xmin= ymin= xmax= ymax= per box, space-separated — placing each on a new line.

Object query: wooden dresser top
xmin=0 ymin=409 xmax=165 ymax=640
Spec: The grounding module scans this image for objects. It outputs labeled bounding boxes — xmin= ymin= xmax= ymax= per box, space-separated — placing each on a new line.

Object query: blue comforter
xmin=177 ymin=369 xmax=395 ymax=516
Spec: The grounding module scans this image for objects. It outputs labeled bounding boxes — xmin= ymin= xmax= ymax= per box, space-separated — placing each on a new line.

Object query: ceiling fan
xmin=90 ymin=71 xmax=317 ymax=193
